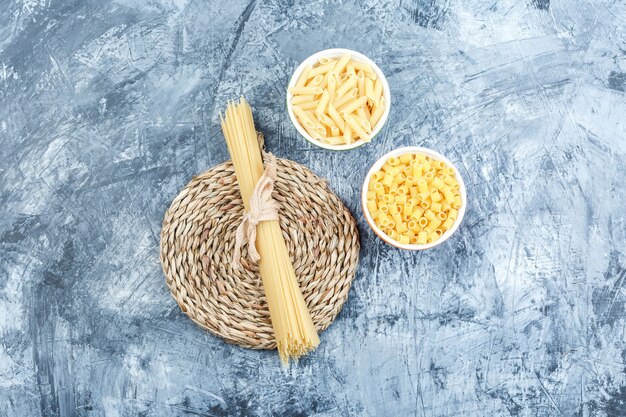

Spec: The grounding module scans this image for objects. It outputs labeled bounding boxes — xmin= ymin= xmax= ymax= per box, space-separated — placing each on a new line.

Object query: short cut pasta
xmin=289 ymin=53 xmax=386 ymax=146
xmin=366 ymin=152 xmax=462 ymax=245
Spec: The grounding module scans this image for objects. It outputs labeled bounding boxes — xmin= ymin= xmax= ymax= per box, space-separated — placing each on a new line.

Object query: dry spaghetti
xmin=220 ymin=98 xmax=320 ymax=363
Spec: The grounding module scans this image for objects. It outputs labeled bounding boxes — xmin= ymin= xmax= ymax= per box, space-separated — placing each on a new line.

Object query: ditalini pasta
xmin=289 ymin=53 xmax=385 ymax=145
xmin=220 ymin=98 xmax=320 ymax=363
xmin=366 ymin=153 xmax=462 ymax=245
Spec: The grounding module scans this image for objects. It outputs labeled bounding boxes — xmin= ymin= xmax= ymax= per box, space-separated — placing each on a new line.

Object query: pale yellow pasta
xmin=296 ymin=100 xmax=318 ymax=111
xmin=316 ymin=90 xmax=330 ymax=115
xmin=351 ymin=113 xmax=372 ymax=133
xmin=295 ymin=65 xmax=312 ymax=87
xmin=356 ymin=107 xmax=369 ymax=128
xmin=321 ymin=136 xmax=346 ymax=145
xmin=309 ymin=74 xmax=324 ymax=87
xmin=318 ymin=57 xmax=336 ymax=65
xmin=327 ymin=73 xmax=337 ymax=102
xmin=365 ymin=77 xmax=375 ymax=106
xmin=289 ymin=86 xmax=323 ymax=95
xmin=351 ymin=60 xmax=373 ymax=74
xmin=334 ymin=88 xmax=358 ymax=109
xmin=333 ymin=54 xmax=351 ymax=74
xmin=357 ymin=71 xmax=366 ymax=97
xmin=307 ymin=62 xmax=335 ymax=78
xmin=367 ymin=152 xmax=462 ymax=245
xmin=346 ymin=62 xmax=356 ymax=76
xmin=292 ymin=106 xmax=315 ymax=129
xmin=373 ymin=78 xmax=383 ymax=106
xmin=289 ymin=53 xmax=386 ymax=146
xmin=292 ymin=95 xmax=313 ymax=105
xmin=318 ymin=113 xmax=336 ymax=129
xmin=345 ymin=115 xmax=370 ymax=142
xmin=339 ymin=96 xmax=368 ymax=116
xmin=343 ymin=121 xmax=353 ymax=144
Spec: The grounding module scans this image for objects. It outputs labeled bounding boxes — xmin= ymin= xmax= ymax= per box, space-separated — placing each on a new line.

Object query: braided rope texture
xmin=160 ymin=157 xmax=360 ymax=350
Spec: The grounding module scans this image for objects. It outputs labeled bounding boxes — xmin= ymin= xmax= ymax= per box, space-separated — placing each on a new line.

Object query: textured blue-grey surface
xmin=1 ymin=0 xmax=626 ymax=416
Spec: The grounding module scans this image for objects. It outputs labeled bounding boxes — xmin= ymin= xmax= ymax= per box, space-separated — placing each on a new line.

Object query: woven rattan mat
xmin=160 ymin=156 xmax=360 ymax=349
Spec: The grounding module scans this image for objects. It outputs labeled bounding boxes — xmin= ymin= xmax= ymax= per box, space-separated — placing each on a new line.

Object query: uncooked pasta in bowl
xmin=362 ymin=146 xmax=467 ymax=250
xmin=287 ymin=48 xmax=391 ymax=150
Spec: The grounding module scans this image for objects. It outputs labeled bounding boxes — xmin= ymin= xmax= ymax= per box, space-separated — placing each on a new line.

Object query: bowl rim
xmin=361 ymin=146 xmax=467 ymax=250
xmin=286 ymin=48 xmax=391 ymax=151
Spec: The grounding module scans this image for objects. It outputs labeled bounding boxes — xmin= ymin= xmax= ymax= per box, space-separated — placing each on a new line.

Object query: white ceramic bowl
xmin=362 ymin=146 xmax=467 ymax=250
xmin=286 ymin=48 xmax=391 ymax=151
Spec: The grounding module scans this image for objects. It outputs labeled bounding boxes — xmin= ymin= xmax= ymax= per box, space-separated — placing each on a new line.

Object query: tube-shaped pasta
xmin=424 ymin=210 xmax=437 ymax=222
xmin=365 ymin=77 xmax=375 ymax=106
xmin=333 ymin=54 xmax=351 ymax=74
xmin=366 ymin=152 xmax=462 ymax=245
xmin=307 ymin=62 xmax=335 ymax=78
xmin=309 ymin=74 xmax=324 ymax=87
xmin=289 ymin=86 xmax=323 ymax=95
xmin=321 ymin=136 xmax=347 ymax=145
xmin=318 ymin=57 xmax=337 ymax=65
xmin=371 ymin=171 xmax=385 ymax=181
xmin=292 ymin=95 xmax=313 ymax=105
xmin=357 ymin=71 xmax=365 ymax=97
xmin=338 ymin=96 xmax=368 ymax=116
xmin=318 ymin=113 xmax=336 ymax=130
xmin=335 ymin=75 xmax=357 ymax=100
xmin=342 ymin=121 xmax=352 ymax=144
xmin=394 ymin=195 xmax=406 ymax=206
xmin=344 ymin=115 xmax=370 ymax=142
xmin=316 ymin=90 xmax=330 ymax=115
xmin=292 ymin=106 xmax=316 ymax=130
xmin=432 ymin=177 xmax=445 ymax=189
xmin=334 ymin=88 xmax=358 ymax=109
xmin=296 ymin=65 xmax=312 ymax=87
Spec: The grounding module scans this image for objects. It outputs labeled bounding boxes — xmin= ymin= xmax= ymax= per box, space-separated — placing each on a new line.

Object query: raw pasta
xmin=289 ymin=53 xmax=385 ymax=146
xmin=221 ymin=98 xmax=320 ymax=363
xmin=366 ymin=152 xmax=462 ymax=245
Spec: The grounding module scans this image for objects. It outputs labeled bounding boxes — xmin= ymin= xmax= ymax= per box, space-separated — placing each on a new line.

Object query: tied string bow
xmin=233 ymin=152 xmax=279 ymax=269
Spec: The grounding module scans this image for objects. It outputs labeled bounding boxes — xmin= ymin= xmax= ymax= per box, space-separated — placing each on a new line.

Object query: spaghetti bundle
xmin=220 ymin=98 xmax=320 ymax=363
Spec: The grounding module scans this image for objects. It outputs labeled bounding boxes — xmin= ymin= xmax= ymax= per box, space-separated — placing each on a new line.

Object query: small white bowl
xmin=361 ymin=146 xmax=467 ymax=250
xmin=286 ymin=48 xmax=391 ymax=151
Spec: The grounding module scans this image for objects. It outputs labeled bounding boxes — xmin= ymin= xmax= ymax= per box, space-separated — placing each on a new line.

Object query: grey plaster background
xmin=1 ymin=0 xmax=626 ymax=416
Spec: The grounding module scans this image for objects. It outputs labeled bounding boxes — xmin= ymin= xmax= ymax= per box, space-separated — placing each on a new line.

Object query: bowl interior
xmin=287 ymin=48 xmax=391 ymax=151
xmin=361 ymin=146 xmax=467 ymax=250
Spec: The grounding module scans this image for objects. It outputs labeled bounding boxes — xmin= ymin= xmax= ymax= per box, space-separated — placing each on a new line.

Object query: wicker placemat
xmin=160 ymin=156 xmax=360 ymax=349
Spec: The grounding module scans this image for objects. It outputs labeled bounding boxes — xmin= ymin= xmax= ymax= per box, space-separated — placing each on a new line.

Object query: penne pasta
xmin=295 ymin=65 xmax=312 ymax=87
xmin=333 ymin=54 xmax=351 ymax=74
xmin=291 ymin=94 xmax=313 ymax=105
xmin=334 ymin=88 xmax=358 ymax=109
xmin=316 ymin=90 xmax=330 ymax=115
xmin=335 ymin=74 xmax=357 ymax=100
xmin=289 ymin=86 xmax=323 ymax=95
xmin=327 ymin=102 xmax=346 ymax=130
xmin=289 ymin=53 xmax=387 ymax=146
xmin=307 ymin=62 xmax=336 ymax=78
xmin=292 ymin=105 xmax=316 ymax=129
xmin=338 ymin=96 xmax=368 ymax=116
xmin=321 ymin=136 xmax=346 ymax=145
xmin=344 ymin=115 xmax=370 ymax=142
xmin=369 ymin=97 xmax=386 ymax=127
